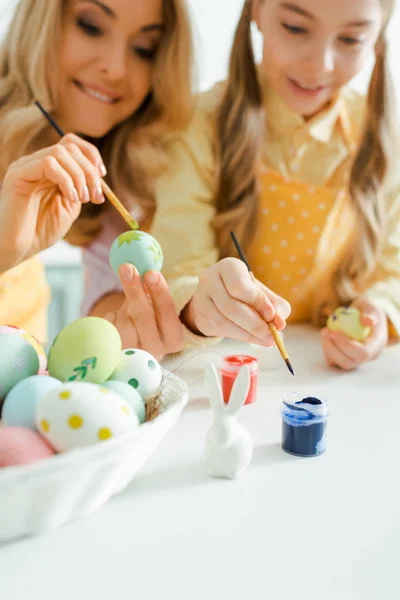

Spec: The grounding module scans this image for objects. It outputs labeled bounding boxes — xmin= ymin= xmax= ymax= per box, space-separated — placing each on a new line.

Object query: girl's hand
xmin=181 ymin=257 xmax=291 ymax=345
xmin=321 ymin=299 xmax=388 ymax=371
xmin=0 ymin=133 xmax=106 ymax=271
xmin=104 ymin=264 xmax=185 ymax=360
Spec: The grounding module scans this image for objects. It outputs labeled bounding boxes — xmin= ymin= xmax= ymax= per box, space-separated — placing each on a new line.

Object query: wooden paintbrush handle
xmin=100 ymin=180 xmax=139 ymax=230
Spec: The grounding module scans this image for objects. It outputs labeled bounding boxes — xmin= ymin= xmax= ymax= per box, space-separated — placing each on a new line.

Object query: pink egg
xmin=0 ymin=426 xmax=55 ymax=468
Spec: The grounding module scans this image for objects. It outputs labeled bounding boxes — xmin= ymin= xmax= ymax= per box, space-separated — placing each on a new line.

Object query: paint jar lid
xmin=221 ymin=355 xmax=258 ymax=374
xmin=282 ymin=390 xmax=328 ymax=424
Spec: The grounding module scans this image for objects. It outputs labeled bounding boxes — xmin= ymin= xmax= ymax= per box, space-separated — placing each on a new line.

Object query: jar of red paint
xmin=221 ymin=355 xmax=259 ymax=405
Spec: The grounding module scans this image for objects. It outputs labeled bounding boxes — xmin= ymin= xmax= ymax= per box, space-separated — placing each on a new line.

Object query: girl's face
xmin=255 ymin=0 xmax=383 ymax=117
xmin=57 ymin=0 xmax=163 ymax=137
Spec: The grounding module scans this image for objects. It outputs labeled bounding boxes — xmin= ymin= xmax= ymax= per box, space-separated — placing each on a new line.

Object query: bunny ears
xmin=205 ymin=364 xmax=251 ymax=416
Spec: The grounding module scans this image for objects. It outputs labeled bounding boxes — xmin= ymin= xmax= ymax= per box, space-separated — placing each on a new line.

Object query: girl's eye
xmin=282 ymin=23 xmax=307 ymax=35
xmin=340 ymin=36 xmax=362 ymax=46
xmin=76 ymin=17 xmax=102 ymax=37
xmin=134 ymin=47 xmax=157 ymax=61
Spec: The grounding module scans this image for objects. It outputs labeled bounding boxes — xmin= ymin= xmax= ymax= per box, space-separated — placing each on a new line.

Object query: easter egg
xmin=109 ymin=230 xmax=163 ymax=279
xmin=2 ymin=375 xmax=61 ymax=430
xmin=36 ymin=381 xmax=139 ymax=452
xmin=103 ymin=380 xmax=146 ymax=424
xmin=47 ymin=317 xmax=122 ymax=384
xmin=0 ymin=335 xmax=39 ymax=402
xmin=0 ymin=426 xmax=55 ymax=468
xmin=0 ymin=325 xmax=47 ymax=372
xmin=110 ymin=349 xmax=162 ymax=400
xmin=327 ymin=306 xmax=371 ymax=342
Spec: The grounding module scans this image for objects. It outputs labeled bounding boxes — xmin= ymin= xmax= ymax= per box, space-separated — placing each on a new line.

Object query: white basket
xmin=0 ymin=370 xmax=188 ymax=543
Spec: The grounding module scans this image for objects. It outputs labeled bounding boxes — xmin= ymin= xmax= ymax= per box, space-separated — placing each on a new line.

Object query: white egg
xmin=36 ymin=381 xmax=139 ymax=452
xmin=110 ymin=349 xmax=162 ymax=399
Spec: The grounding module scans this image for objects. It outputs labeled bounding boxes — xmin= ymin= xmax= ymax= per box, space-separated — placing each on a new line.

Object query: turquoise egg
xmin=2 ymin=375 xmax=61 ymax=430
xmin=0 ymin=336 xmax=40 ymax=401
xmin=48 ymin=317 xmax=122 ymax=384
xmin=103 ymin=380 xmax=146 ymax=424
xmin=109 ymin=230 xmax=163 ymax=278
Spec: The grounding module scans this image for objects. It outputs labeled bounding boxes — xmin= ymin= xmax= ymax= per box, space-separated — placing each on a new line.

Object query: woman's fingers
xmin=60 ymin=133 xmax=107 ymax=177
xmin=61 ymin=143 xmax=105 ymax=204
xmin=119 ymin=265 xmax=167 ymax=360
xmin=144 ymin=271 xmax=185 ymax=354
xmin=16 ymin=155 xmax=80 ymax=205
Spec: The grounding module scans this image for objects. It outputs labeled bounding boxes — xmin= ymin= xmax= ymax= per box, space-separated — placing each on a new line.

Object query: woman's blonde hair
xmin=0 ymin=0 xmax=194 ymax=244
xmin=213 ymin=0 xmax=396 ymax=324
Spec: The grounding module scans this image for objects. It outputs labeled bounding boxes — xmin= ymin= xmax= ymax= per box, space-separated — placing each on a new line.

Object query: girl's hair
xmin=213 ymin=0 xmax=396 ymax=323
xmin=0 ymin=0 xmax=194 ymax=245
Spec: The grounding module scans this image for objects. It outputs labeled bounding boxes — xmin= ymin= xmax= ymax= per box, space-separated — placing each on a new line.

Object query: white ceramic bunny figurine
xmin=204 ymin=363 xmax=253 ymax=479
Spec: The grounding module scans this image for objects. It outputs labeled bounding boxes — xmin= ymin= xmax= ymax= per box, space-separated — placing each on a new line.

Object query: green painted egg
xmin=48 ymin=317 xmax=122 ymax=384
xmin=109 ymin=230 xmax=163 ymax=278
xmin=0 ymin=335 xmax=39 ymax=401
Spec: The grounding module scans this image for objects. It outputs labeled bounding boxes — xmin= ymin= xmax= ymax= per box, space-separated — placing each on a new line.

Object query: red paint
xmin=221 ymin=355 xmax=258 ymax=405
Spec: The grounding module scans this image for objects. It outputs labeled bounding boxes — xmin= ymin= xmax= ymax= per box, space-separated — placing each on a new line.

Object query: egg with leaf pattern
xmin=47 ymin=317 xmax=122 ymax=384
xmin=109 ymin=230 xmax=163 ymax=279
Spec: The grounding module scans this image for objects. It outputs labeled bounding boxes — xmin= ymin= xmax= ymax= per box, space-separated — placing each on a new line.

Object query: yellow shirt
xmin=151 ymin=83 xmax=400 ymax=343
xmin=0 ymin=256 xmax=50 ymax=342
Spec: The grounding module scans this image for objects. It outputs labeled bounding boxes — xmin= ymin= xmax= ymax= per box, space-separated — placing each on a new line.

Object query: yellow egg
xmin=327 ymin=307 xmax=371 ymax=342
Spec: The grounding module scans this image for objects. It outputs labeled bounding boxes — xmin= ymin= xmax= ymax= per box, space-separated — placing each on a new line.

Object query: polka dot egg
xmin=36 ymin=382 xmax=139 ymax=452
xmin=110 ymin=349 xmax=162 ymax=400
xmin=109 ymin=230 xmax=163 ymax=279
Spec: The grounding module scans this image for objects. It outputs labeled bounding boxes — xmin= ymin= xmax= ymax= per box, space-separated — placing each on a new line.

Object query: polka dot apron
xmin=247 ymin=107 xmax=357 ymax=323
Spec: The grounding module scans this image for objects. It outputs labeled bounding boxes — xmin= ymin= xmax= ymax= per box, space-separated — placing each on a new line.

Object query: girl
xmin=86 ymin=0 xmax=399 ymax=370
xmin=135 ymin=0 xmax=400 ymax=371
xmin=0 ymin=0 xmax=195 ymax=348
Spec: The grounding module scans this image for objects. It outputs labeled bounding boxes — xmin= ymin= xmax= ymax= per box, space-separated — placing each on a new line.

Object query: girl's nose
xmin=304 ymin=42 xmax=335 ymax=76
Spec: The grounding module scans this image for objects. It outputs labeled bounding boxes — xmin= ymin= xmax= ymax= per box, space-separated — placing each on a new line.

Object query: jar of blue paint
xmin=281 ymin=391 xmax=328 ymax=457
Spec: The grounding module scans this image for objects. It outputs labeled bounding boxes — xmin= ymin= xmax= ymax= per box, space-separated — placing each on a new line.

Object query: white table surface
xmin=1 ymin=325 xmax=399 ymax=600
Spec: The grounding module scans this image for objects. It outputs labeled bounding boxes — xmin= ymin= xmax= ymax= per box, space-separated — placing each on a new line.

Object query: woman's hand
xmin=0 ymin=133 xmax=106 ymax=272
xmin=181 ymin=257 xmax=291 ymax=345
xmin=321 ymin=298 xmax=388 ymax=371
xmin=104 ymin=264 xmax=185 ymax=360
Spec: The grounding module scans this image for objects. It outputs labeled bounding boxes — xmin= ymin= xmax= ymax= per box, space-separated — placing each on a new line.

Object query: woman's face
xmin=255 ymin=0 xmax=382 ymax=117
xmin=57 ymin=0 xmax=163 ymax=137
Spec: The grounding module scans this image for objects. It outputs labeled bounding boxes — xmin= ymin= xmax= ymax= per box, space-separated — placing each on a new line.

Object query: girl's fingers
xmin=119 ymin=264 xmax=165 ymax=360
xmin=210 ymin=273 xmax=274 ymax=345
xmin=321 ymin=329 xmax=358 ymax=371
xmin=144 ymin=271 xmax=185 ymax=354
xmin=328 ymin=330 xmax=371 ymax=363
xmin=197 ymin=295 xmax=275 ymax=346
xmin=218 ymin=258 xmax=277 ymax=322
xmin=255 ymin=280 xmax=291 ymax=329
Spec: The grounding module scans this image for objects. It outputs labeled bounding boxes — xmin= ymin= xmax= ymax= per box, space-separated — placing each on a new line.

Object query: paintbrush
xmin=34 ymin=100 xmax=139 ymax=231
xmin=230 ymin=231 xmax=294 ymax=376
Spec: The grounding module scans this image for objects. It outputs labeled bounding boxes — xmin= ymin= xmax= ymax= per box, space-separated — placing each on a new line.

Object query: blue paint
xmin=281 ymin=392 xmax=328 ymax=457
